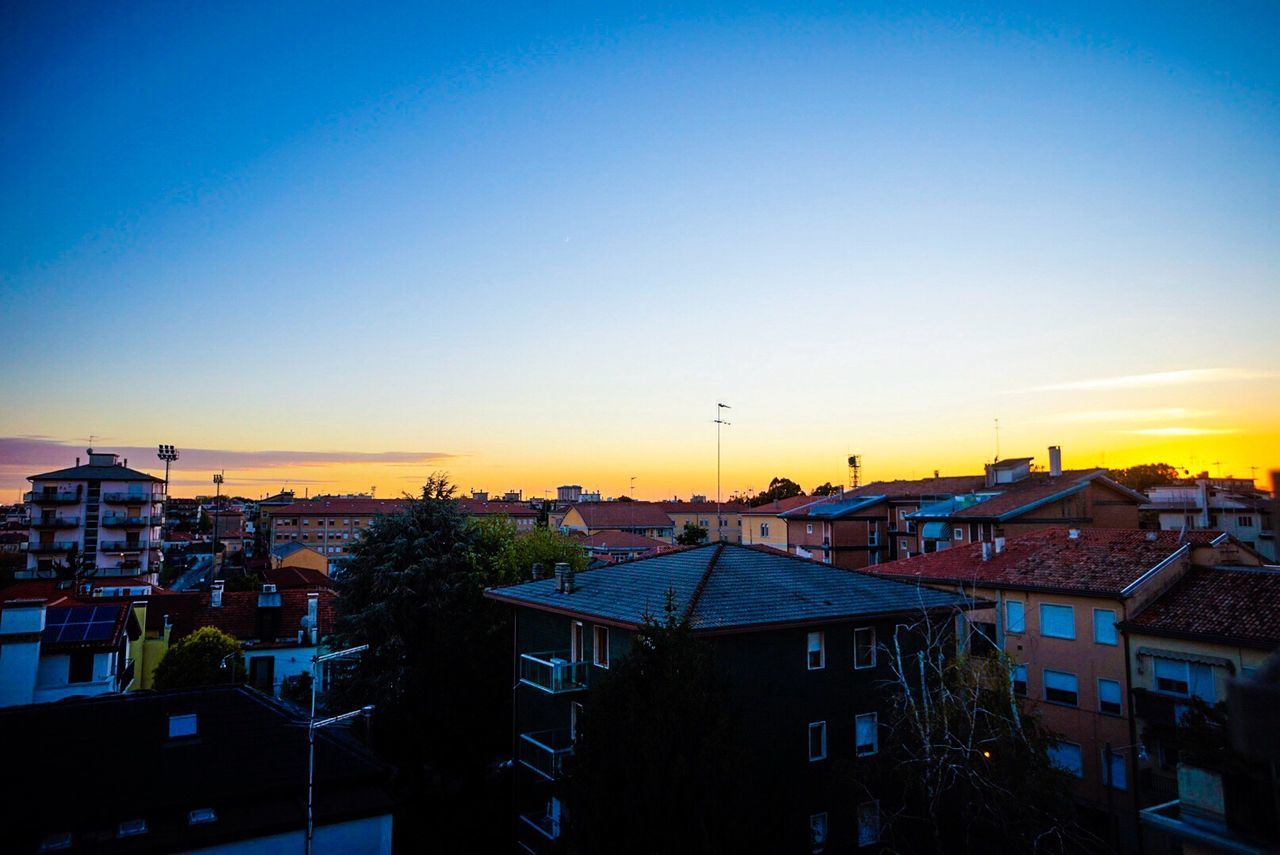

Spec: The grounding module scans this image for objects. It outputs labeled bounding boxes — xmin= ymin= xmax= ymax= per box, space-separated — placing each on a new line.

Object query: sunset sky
xmin=2 ymin=2 xmax=1277 ymax=501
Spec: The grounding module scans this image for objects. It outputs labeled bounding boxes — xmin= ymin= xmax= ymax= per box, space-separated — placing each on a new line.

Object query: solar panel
xmin=42 ymin=605 xmax=121 ymax=645
xmin=84 ymin=622 xmax=115 ymax=641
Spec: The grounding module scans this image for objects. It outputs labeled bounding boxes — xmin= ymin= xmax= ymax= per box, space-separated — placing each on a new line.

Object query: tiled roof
xmin=847 ymin=475 xmax=989 ymax=500
xmin=28 ymin=464 xmax=163 ymax=483
xmin=781 ymin=493 xmax=886 ymax=520
xmin=870 ymin=529 xmax=1225 ymax=595
xmin=1125 ymin=566 xmax=1280 ymax=648
xmin=739 ymin=494 xmax=826 ymax=515
xmin=486 ymin=542 xmax=972 ymax=632
xmin=455 ymin=499 xmax=538 ymax=517
xmin=269 ymin=498 xmax=410 ymax=516
xmin=150 ymin=588 xmax=338 ymax=645
xmin=580 ymin=531 xmax=670 ymax=551
xmin=263 ymin=565 xmax=336 ymax=590
xmin=903 ymin=470 xmax=1146 ymax=521
xmin=567 ymin=502 xmax=676 ymax=528
xmin=659 ymin=501 xmax=749 ymax=514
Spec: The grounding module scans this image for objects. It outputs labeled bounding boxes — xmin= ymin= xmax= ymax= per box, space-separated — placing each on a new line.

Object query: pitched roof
xmin=269 ymin=498 xmax=410 ymax=516
xmin=781 ymin=493 xmax=887 ymax=520
xmin=263 ymin=565 xmax=336 ymax=590
xmin=869 ymin=529 xmax=1226 ymax=596
xmin=566 ymin=502 xmax=675 ymax=528
xmin=1124 ymin=566 xmax=1280 ymax=649
xmin=486 ymin=542 xmax=972 ymax=632
xmin=739 ymin=494 xmax=826 ymax=515
xmin=659 ymin=501 xmax=749 ymax=514
xmin=846 ymin=475 xmax=989 ymax=501
xmin=904 ymin=470 xmax=1145 ymax=521
xmin=28 ymin=464 xmax=163 ymax=483
xmin=154 ymin=588 xmax=338 ymax=646
xmin=580 ymin=531 xmax=671 ymax=551
xmin=455 ymin=499 xmax=538 ymax=517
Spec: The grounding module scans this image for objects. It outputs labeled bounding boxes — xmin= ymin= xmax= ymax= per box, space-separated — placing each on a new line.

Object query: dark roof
xmin=870 ymin=529 xmax=1228 ymax=596
xmin=270 ymin=541 xmax=320 ymax=560
xmin=486 ymin=543 xmax=972 ymax=632
xmin=659 ymin=501 xmax=749 ymax=514
xmin=1124 ymin=566 xmax=1280 ymax=649
xmin=263 ymin=565 xmax=336 ymax=590
xmin=455 ymin=498 xmax=538 ymax=517
xmin=28 ymin=464 xmax=162 ymax=483
xmin=580 ymin=531 xmax=671 ymax=551
xmin=904 ymin=470 xmax=1136 ymax=521
xmin=41 ymin=602 xmax=132 ymax=651
xmin=846 ymin=475 xmax=989 ymax=501
xmin=0 ymin=686 xmax=393 ymax=853
xmin=566 ymin=502 xmax=676 ymax=529
xmin=269 ymin=498 xmax=410 ymax=516
xmin=782 ymin=493 xmax=887 ymax=520
xmin=148 ymin=588 xmax=338 ymax=646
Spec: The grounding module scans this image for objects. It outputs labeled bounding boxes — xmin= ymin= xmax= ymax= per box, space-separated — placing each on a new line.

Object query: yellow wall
xmin=125 ymin=603 xmax=173 ymax=691
xmin=274 ymin=544 xmax=329 ymax=575
xmin=740 ymin=513 xmax=788 ymax=550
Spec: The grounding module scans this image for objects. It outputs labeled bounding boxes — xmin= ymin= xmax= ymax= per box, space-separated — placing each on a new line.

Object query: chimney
xmin=531 ymin=563 xmax=544 ymax=580
xmin=1048 ymin=446 xmax=1062 ymax=478
xmin=554 ymin=562 xmax=574 ymax=594
xmin=985 ymin=463 xmax=996 ymax=488
xmin=211 ymin=581 xmax=224 ymax=608
xmin=981 ymin=542 xmax=993 ymax=561
xmin=1068 ymin=528 xmax=1080 ymax=540
xmin=933 ymin=469 xmax=940 ymax=480
xmin=993 ymin=536 xmax=1006 ymax=555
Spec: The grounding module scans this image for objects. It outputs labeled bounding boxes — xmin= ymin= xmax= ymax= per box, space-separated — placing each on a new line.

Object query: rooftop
xmin=566 ymin=501 xmax=676 ymax=529
xmin=269 ymin=498 xmax=410 ymax=516
xmin=1124 ymin=566 xmax=1280 ymax=649
xmin=906 ymin=470 xmax=1146 ymax=521
xmin=486 ymin=542 xmax=972 ymax=632
xmin=455 ymin=498 xmax=538 ymax=517
xmin=263 ymin=565 xmax=336 ymax=590
xmin=579 ymin=531 xmax=671 ymax=551
xmin=738 ymin=494 xmax=827 ymax=515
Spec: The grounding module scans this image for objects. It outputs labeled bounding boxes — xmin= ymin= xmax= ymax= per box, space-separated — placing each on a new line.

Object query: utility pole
xmin=307 ymin=643 xmax=370 ymax=855
xmin=716 ymin=403 xmax=731 ymax=543
xmin=211 ymin=472 xmax=223 ymax=579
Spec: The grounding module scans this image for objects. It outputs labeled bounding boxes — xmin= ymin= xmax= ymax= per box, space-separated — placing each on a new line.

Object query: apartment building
xmin=456 ymin=498 xmax=540 ymax=532
xmin=559 ymin=502 xmax=676 ymax=542
xmin=21 ymin=450 xmax=166 ymax=581
xmin=869 ymin=529 xmax=1253 ymax=849
xmin=486 ymin=543 xmax=973 ymax=852
xmin=576 ymin=531 xmax=670 ymax=564
xmin=658 ymin=500 xmax=747 ymax=543
xmin=1144 ymin=477 xmax=1275 ymax=560
xmin=268 ymin=498 xmax=410 ymax=568
xmin=739 ymin=494 xmax=824 ymax=551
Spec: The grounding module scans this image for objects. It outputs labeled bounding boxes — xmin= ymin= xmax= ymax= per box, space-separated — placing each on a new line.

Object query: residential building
xmin=1121 ymin=565 xmax=1280 ymax=851
xmin=740 ymin=494 xmax=826 ymax=551
xmin=485 ymin=542 xmax=974 ymax=851
xmin=659 ymin=500 xmax=746 ymax=543
xmin=559 ymin=502 xmax=676 ymax=542
xmin=269 ymin=498 xmax=410 ymax=572
xmin=868 ymin=528 xmax=1256 ymax=848
xmin=1 ymin=686 xmax=394 ymax=853
xmin=1144 ymin=477 xmax=1275 ymax=560
xmin=576 ymin=531 xmax=670 ymax=564
xmin=270 ymin=540 xmax=330 ymax=575
xmin=264 ymin=564 xmax=338 ymax=591
xmin=557 ymin=485 xmax=583 ymax=503
xmin=456 ymin=498 xmax=540 ymax=532
xmin=21 ymin=449 xmax=166 ymax=581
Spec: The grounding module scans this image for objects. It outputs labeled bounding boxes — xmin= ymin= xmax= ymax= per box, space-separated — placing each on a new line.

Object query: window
xmin=168 ymin=714 xmax=198 ymax=738
xmin=1043 ymin=669 xmax=1079 ymax=706
xmin=855 ymin=713 xmax=878 ymax=756
xmin=592 ymin=626 xmax=609 ymax=668
xmin=188 ymin=808 xmax=217 ymax=826
xmin=1011 ymin=664 xmax=1027 ymax=696
xmin=854 ymin=627 xmax=876 ymax=669
xmin=1005 ymin=600 xmax=1025 ymax=634
xmin=807 ymin=631 xmax=825 ymax=670
xmin=38 ymin=832 xmax=72 ymax=851
xmin=806 ymin=523 xmax=814 ymax=535
xmin=1098 ymin=678 xmax=1122 ymax=715
xmin=857 ymin=801 xmax=880 ymax=847
xmin=900 ymin=539 xmax=908 ymax=550
xmin=1154 ymin=658 xmax=1189 ymax=695
xmin=1048 ymin=742 xmax=1084 ymax=778
xmin=810 ymin=812 xmax=829 ymax=852
xmin=117 ymin=819 xmax=148 ymax=838
xmin=68 ymin=652 xmax=94 ymax=684
xmin=1039 ymin=604 xmax=1075 ymax=639
xmin=1238 ymin=516 xmax=1254 ymax=528
xmin=953 ymin=527 xmax=964 ymax=540
xmin=1102 ymin=749 xmax=1127 ymax=790
xmin=808 ymin=721 xmax=827 ymax=761
xmin=571 ymin=621 xmax=584 ymax=662
xmin=1093 ymin=609 xmax=1117 ymax=645
xmin=867 ymin=523 xmax=878 ymax=546
xmin=761 ymin=522 xmax=770 ymax=537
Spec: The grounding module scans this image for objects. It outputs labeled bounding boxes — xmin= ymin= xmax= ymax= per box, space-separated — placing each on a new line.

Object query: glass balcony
xmin=24 ymin=491 xmax=81 ymax=504
xmin=100 ymin=515 xmax=163 ymax=528
xmin=519 ymin=651 xmax=588 ymax=694
xmin=101 ymin=492 xmax=165 ymax=505
xmin=21 ymin=541 xmax=78 ymax=553
xmin=518 ymin=729 xmax=574 ymax=781
xmin=28 ymin=516 xmax=80 ymax=529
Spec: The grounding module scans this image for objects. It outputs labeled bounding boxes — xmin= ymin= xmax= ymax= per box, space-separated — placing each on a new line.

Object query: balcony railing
xmin=100 ymin=515 xmax=163 ymax=528
xmin=21 ymin=541 xmax=77 ymax=553
xmin=98 ymin=541 xmax=160 ymax=553
xmin=27 ymin=516 xmax=80 ymax=529
xmin=24 ymin=491 xmax=81 ymax=504
xmin=518 ymin=729 xmax=575 ymax=781
xmin=100 ymin=493 xmax=165 ymax=505
xmin=520 ymin=651 xmax=589 ymax=694
xmin=519 ymin=807 xmax=563 ymax=842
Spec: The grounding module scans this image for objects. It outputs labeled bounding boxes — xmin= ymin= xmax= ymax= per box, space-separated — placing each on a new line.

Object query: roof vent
xmin=553 ymin=562 xmax=575 ymax=594
xmin=1067 ymin=528 xmax=1080 ymax=540
xmin=993 ymin=536 xmax=1006 ymax=555
xmin=530 ymin=562 xmax=544 ymax=580
xmin=1145 ymin=531 xmax=1158 ymax=542
xmin=211 ymin=582 xmax=224 ymax=608
xmin=981 ymin=542 xmax=993 ymax=562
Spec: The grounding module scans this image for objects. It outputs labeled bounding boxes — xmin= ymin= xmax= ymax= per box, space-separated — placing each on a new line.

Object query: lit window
xmin=855 ymin=713 xmax=878 ymax=756
xmin=1098 ymin=679 xmax=1122 ymax=716
xmin=1093 ymin=609 xmax=1117 ymax=645
xmin=1011 ymin=664 xmax=1027 ymax=696
xmin=854 ymin=627 xmax=876 ymax=669
xmin=38 ymin=832 xmax=72 ymax=851
xmin=807 ymin=631 xmax=825 ymax=670
xmin=1048 ymin=742 xmax=1083 ymax=778
xmin=168 ymin=713 xmax=198 ymax=738
xmin=1043 ymin=669 xmax=1078 ymax=706
xmin=857 ymin=801 xmax=880 ymax=847
xmin=592 ymin=626 xmax=609 ymax=668
xmin=808 ymin=721 xmax=827 ymax=761
xmin=1039 ymin=604 xmax=1075 ymax=639
xmin=1005 ymin=601 xmax=1025 ymax=634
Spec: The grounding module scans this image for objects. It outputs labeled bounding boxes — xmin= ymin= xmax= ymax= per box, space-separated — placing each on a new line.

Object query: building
xmin=264 ymin=564 xmax=337 ymax=591
xmin=1 ymin=685 xmax=394 ymax=853
xmin=1121 ymin=565 xmax=1280 ymax=851
xmin=659 ymin=500 xmax=746 ymax=543
xmin=557 ymin=485 xmax=583 ymax=503
xmin=21 ymin=449 xmax=166 ymax=581
xmin=456 ymin=498 xmax=540 ymax=532
xmin=270 ymin=541 xmax=330 ymax=575
xmin=576 ymin=531 xmax=670 ymax=564
xmin=739 ymin=495 xmax=825 ymax=551
xmin=485 ymin=542 xmax=974 ymax=851
xmin=1144 ymin=477 xmax=1275 ymax=560
xmin=269 ymin=498 xmax=410 ymax=571
xmin=868 ymin=528 xmax=1257 ymax=848
xmin=559 ymin=502 xmax=676 ymax=542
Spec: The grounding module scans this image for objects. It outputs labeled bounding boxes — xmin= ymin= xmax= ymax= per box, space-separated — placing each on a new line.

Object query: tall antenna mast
xmin=848 ymin=455 xmax=862 ymax=489
xmin=715 ymin=403 xmax=731 ymax=543
xmin=993 ymin=418 xmax=1000 ymax=462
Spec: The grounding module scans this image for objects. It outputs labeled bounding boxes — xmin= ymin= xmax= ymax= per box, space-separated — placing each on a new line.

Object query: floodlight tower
xmin=157 ymin=444 xmax=179 ymax=499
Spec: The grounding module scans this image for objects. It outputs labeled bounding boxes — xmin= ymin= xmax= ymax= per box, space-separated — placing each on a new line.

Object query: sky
xmin=2 ymin=1 xmax=1278 ymax=501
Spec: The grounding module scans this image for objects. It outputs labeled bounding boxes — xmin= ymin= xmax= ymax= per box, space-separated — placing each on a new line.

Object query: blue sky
xmin=2 ymin=2 xmax=1277 ymax=498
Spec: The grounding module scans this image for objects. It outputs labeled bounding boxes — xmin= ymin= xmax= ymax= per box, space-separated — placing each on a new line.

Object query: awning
xmin=1136 ymin=646 xmax=1234 ymax=672
xmin=921 ymin=522 xmax=951 ymax=540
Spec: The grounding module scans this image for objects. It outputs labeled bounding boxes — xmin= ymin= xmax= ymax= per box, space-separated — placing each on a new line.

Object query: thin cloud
xmin=1006 ymin=368 xmax=1278 ymax=394
xmin=1124 ymin=427 xmax=1242 ymax=437
xmin=1050 ymin=408 xmax=1215 ymax=423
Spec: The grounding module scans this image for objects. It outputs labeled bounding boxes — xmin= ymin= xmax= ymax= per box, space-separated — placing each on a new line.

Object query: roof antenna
xmin=993 ymin=418 xmax=1000 ymax=462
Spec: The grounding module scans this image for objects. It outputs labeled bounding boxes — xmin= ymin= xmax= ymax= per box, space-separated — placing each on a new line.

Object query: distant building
xmin=456 ymin=498 xmax=540 ymax=532
xmin=740 ymin=495 xmax=824 ymax=551
xmin=270 ymin=541 xmax=330 ymax=575
xmin=1144 ymin=477 xmax=1275 ymax=560
xmin=557 ymin=485 xmax=583 ymax=503
xmin=577 ymin=531 xmax=670 ymax=563
xmin=269 ymin=498 xmax=410 ymax=572
xmin=21 ymin=449 xmax=165 ymax=582
xmin=0 ymin=686 xmax=394 ymax=853
xmin=659 ymin=500 xmax=747 ymax=543
xmin=559 ymin=502 xmax=675 ymax=542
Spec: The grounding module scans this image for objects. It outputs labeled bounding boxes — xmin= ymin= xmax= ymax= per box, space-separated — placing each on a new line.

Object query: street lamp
xmin=306 ymin=644 xmax=370 ymax=855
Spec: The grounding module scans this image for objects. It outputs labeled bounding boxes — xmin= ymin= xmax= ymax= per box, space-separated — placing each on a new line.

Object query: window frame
xmin=809 ymin=812 xmax=829 ymax=852
xmin=808 ymin=721 xmax=827 ymax=762
xmin=1005 ymin=600 xmax=1025 ymax=634
xmin=1098 ymin=677 xmax=1123 ymax=716
xmin=854 ymin=626 xmax=876 ymax=670
xmin=592 ymin=625 xmax=610 ymax=669
xmin=1038 ymin=603 xmax=1076 ymax=640
xmin=807 ymin=630 xmax=825 ymax=670
xmin=1011 ymin=663 xmax=1027 ymax=697
xmin=1092 ymin=608 xmax=1118 ymax=646
xmin=1102 ymin=748 xmax=1127 ymax=790
xmin=855 ymin=712 xmax=879 ymax=757
xmin=857 ymin=800 xmax=880 ymax=847
xmin=1043 ymin=668 xmax=1079 ymax=707
xmin=1048 ymin=741 xmax=1084 ymax=778
xmin=1153 ymin=657 xmax=1190 ymax=696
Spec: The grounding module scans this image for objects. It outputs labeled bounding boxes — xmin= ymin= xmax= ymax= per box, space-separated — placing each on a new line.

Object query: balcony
xmin=28 ymin=516 xmax=80 ymax=529
xmin=98 ymin=541 xmax=159 ymax=554
xmin=101 ymin=493 xmax=165 ymax=505
xmin=519 ymin=729 xmax=574 ymax=781
xmin=520 ymin=651 xmax=588 ymax=694
xmin=21 ymin=541 xmax=78 ymax=553
xmin=100 ymin=515 xmax=163 ymax=528
xmin=24 ymin=491 xmax=81 ymax=504
xmin=519 ymin=800 xmax=564 ymax=844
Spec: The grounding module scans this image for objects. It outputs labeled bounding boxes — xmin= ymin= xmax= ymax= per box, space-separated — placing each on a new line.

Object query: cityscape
xmin=3 ymin=3 xmax=1279 ymax=854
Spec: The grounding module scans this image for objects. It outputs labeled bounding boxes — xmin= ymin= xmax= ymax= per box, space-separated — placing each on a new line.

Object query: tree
xmin=1107 ymin=462 xmax=1182 ymax=493
xmin=514 ymin=525 xmax=588 ymax=574
xmin=676 ymin=520 xmax=709 ymax=545
xmin=811 ymin=481 xmax=841 ymax=497
xmin=153 ymin=626 xmax=244 ymax=690
xmin=748 ymin=476 xmax=804 ymax=507
xmin=571 ymin=591 xmax=753 ymax=853
xmin=860 ymin=608 xmax=1097 ymax=853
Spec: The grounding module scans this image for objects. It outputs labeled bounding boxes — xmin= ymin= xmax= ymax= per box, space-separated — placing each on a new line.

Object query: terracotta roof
xmin=455 ymin=499 xmax=538 ymax=517
xmin=567 ymin=502 xmax=676 ymax=528
xmin=869 ymin=529 xmax=1227 ymax=596
xmin=739 ymin=495 xmax=827 ymax=515
xmin=269 ymin=498 xmax=410 ymax=516
xmin=1124 ymin=566 xmax=1280 ymax=649
xmin=847 ymin=475 xmax=988 ymax=500
xmin=904 ymin=470 xmax=1145 ymax=521
xmin=659 ymin=502 xmax=749 ymax=514
xmin=149 ymin=588 xmax=338 ymax=645
xmin=580 ymin=531 xmax=671 ymax=551
xmin=263 ymin=565 xmax=336 ymax=590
